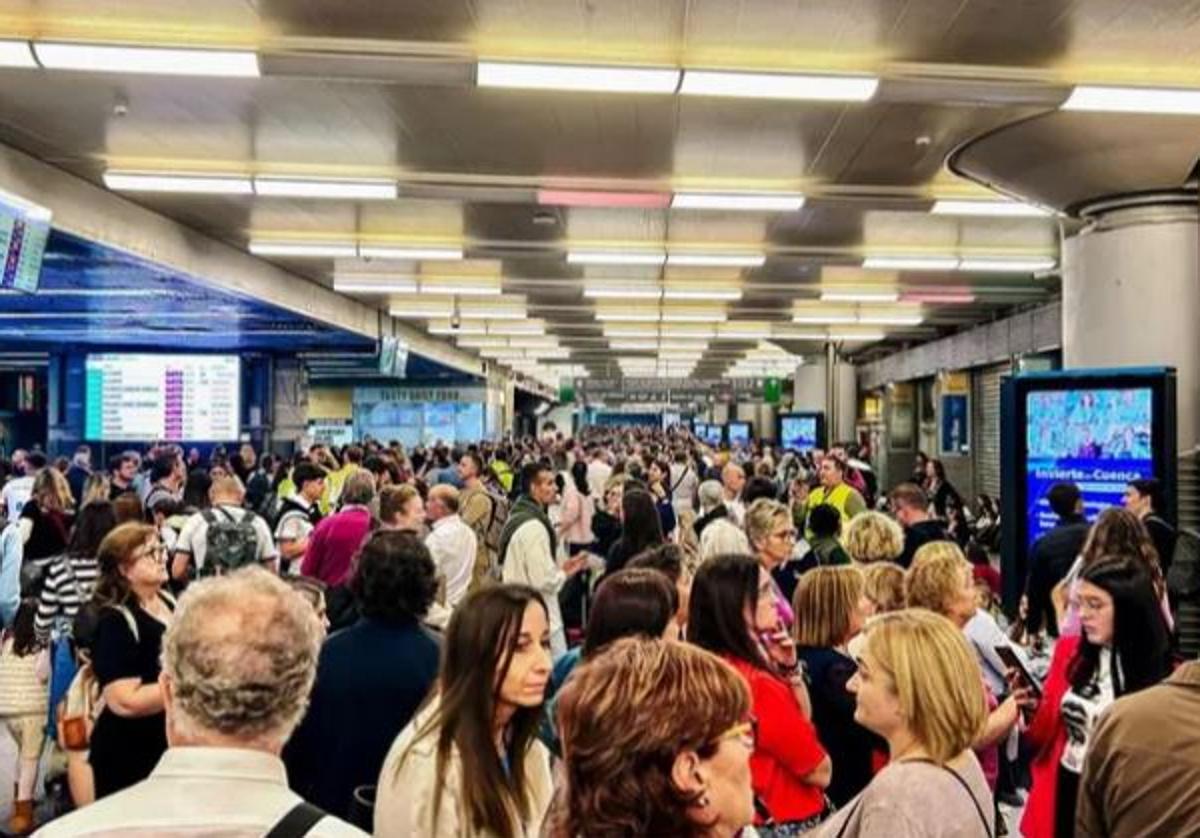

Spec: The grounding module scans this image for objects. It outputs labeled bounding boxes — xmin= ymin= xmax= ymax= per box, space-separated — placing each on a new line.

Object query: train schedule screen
xmin=85 ymin=354 xmax=241 ymax=442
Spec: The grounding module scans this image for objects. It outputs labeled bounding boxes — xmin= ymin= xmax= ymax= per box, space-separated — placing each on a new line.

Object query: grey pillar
xmin=1063 ymin=196 xmax=1199 ymax=449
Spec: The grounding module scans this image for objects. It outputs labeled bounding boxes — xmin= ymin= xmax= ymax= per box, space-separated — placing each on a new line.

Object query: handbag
xmin=55 ymin=663 xmax=99 ymax=752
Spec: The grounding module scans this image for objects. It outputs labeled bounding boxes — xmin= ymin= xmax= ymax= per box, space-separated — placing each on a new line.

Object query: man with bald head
xmin=172 ymin=476 xmax=278 ymax=583
xmin=424 ymin=483 xmax=476 ymax=610
xmin=722 ymin=462 xmax=747 ymax=526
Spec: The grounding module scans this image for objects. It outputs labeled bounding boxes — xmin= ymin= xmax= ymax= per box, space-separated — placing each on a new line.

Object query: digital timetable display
xmin=85 ymin=354 xmax=241 ymax=442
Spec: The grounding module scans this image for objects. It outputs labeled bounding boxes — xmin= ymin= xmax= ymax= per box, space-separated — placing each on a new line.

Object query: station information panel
xmin=85 ymin=354 xmax=240 ymax=442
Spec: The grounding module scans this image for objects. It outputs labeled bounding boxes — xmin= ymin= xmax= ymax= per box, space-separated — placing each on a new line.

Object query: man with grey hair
xmin=301 ymin=470 xmax=376 ymax=586
xmin=695 ymin=479 xmax=751 ymax=561
xmin=34 ymin=568 xmax=365 ymax=836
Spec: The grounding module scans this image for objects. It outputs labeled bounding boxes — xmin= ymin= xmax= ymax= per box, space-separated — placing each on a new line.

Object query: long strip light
xmin=931 ymin=199 xmax=1049 ymax=218
xmin=477 ymin=61 xmax=680 ymax=94
xmin=862 ymin=256 xmax=961 ymax=271
xmin=0 ymin=40 xmax=36 ymax=68
xmin=680 ymin=69 xmax=879 ymax=101
xmin=857 ymin=314 xmax=924 ymax=326
xmin=254 ymin=177 xmax=397 ymax=200
xmin=249 ymin=241 xmax=357 ymax=258
xmin=103 ymin=172 xmax=253 ymax=194
xmin=671 ymin=192 xmax=806 ymax=212
xmin=663 ymin=288 xmax=742 ymax=301
xmin=359 ymin=245 xmax=464 ymax=260
xmin=958 ymin=257 xmax=1057 ymax=272
xmin=596 ymin=311 xmax=660 ymax=322
xmin=1061 ymin=85 xmax=1200 ymax=115
xmin=584 ymin=286 xmax=662 ymax=300
xmin=33 ymin=42 xmax=260 ymax=77
xmin=793 ymin=314 xmax=857 ymax=325
xmin=821 ymin=290 xmax=899 ymax=303
xmin=668 ymin=252 xmax=766 ymax=268
xmin=661 ymin=311 xmax=727 ymax=323
xmin=333 ymin=278 xmax=418 ymax=294
xmin=568 ymin=250 xmax=666 ymax=266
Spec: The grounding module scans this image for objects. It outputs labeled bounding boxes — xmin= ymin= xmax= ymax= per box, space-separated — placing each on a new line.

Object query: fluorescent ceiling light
xmin=610 ymin=341 xmax=660 ymax=350
xmin=254 ymin=177 xmax=397 ymax=200
xmin=360 ymin=245 xmax=464 ymax=260
xmin=538 ymin=189 xmax=671 ymax=209
xmin=671 ymin=192 xmax=806 ymax=212
xmin=584 ymin=286 xmax=662 ymax=300
xmin=603 ymin=326 xmax=659 ymax=337
xmin=460 ymin=307 xmax=525 ymax=320
xmin=333 ymin=278 xmax=418 ymax=294
xmin=568 ymin=250 xmax=666 ymax=266
xmin=0 ymin=40 xmax=35 ymax=68
xmin=668 ymin=252 xmax=765 ymax=268
xmin=828 ymin=332 xmax=885 ymax=341
xmin=420 ymin=278 xmax=502 ymax=296
xmin=821 ymin=291 xmax=899 ymax=303
xmin=857 ymin=315 xmax=924 ymax=326
xmin=659 ymin=340 xmax=710 ymax=351
xmin=958 ymin=258 xmax=1057 ymax=272
xmin=901 ymin=291 xmax=976 ymax=304
xmin=680 ymin=69 xmax=878 ymax=101
xmin=1061 ymin=84 xmax=1200 ymax=115
xmin=931 ymin=199 xmax=1049 ymax=218
xmin=488 ymin=322 xmax=546 ymax=335
xmin=862 ymin=256 xmax=961 ymax=271
xmin=661 ymin=312 xmax=727 ymax=323
xmin=33 ymin=42 xmax=259 ymax=77
xmin=477 ymin=60 xmax=680 ymax=94
xmin=793 ymin=314 xmax=858 ymax=325
xmin=457 ymin=337 xmax=508 ymax=348
xmin=663 ymin=288 xmax=742 ymax=301
xmin=390 ymin=302 xmax=453 ymax=319
xmin=104 ymin=171 xmax=253 ymax=195
xmin=249 ymin=241 xmax=357 ymax=258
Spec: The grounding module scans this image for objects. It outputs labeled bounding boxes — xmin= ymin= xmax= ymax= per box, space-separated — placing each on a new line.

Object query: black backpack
xmin=200 ymin=507 xmax=261 ymax=576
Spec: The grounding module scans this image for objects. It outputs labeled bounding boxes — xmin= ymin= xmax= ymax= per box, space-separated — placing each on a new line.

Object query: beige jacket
xmin=375 ymin=698 xmax=554 ymax=838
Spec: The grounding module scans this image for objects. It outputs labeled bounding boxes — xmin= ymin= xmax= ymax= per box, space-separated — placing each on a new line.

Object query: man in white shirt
xmin=424 ymin=485 xmax=476 ymax=610
xmin=171 ymin=477 xmax=278 ymax=582
xmin=722 ymin=463 xmax=747 ymax=526
xmin=585 ymin=447 xmax=612 ymax=508
xmin=499 ymin=463 xmax=587 ymax=657
xmin=274 ymin=463 xmax=327 ymax=575
xmin=2 ymin=450 xmax=35 ymax=522
xmin=668 ymin=450 xmax=699 ymax=519
xmin=34 ymin=568 xmax=365 ymax=837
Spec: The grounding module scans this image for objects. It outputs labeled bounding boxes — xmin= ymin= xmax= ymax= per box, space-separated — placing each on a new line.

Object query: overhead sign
xmin=575 ymin=377 xmax=772 ymax=404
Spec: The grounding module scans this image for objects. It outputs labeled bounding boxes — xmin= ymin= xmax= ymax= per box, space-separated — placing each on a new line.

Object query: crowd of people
xmin=0 ymin=425 xmax=1192 ymax=836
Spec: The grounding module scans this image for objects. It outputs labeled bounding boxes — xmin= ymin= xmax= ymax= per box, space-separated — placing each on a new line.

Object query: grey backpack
xmin=200 ymin=507 xmax=260 ymax=576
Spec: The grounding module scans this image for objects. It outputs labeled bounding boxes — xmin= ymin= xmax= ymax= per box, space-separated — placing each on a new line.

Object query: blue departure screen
xmin=1025 ymin=388 xmax=1153 ymax=546
xmin=781 ymin=416 xmax=818 ymax=450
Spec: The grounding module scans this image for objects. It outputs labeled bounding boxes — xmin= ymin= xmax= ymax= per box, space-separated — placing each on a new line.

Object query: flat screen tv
xmin=1000 ymin=367 xmax=1176 ymax=610
xmin=778 ymin=412 xmax=824 ymax=451
xmin=727 ymin=421 xmax=752 ymax=446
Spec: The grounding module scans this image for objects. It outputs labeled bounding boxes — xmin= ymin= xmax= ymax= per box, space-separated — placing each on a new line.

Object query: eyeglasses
xmin=769 ymin=529 xmax=797 ymax=542
xmin=134 ymin=542 xmax=167 ymax=564
xmin=719 ymin=717 xmax=757 ymax=748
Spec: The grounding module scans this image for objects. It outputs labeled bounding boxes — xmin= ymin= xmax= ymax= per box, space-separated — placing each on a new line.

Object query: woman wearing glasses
xmin=87 ymin=522 xmax=176 ymax=798
xmin=745 ymin=498 xmax=803 ymax=627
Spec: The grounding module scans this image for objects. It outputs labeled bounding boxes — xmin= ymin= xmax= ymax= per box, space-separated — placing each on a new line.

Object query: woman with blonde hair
xmin=906 ymin=543 xmax=1034 ymax=793
xmin=811 ymin=609 xmax=994 ymax=837
xmin=18 ymin=467 xmax=74 ymax=561
xmin=744 ymin=498 xmax=799 ymax=627
xmin=554 ymin=638 xmax=755 ymax=837
xmin=844 ymin=511 xmax=904 ymax=565
xmin=794 ymin=566 xmax=883 ymax=807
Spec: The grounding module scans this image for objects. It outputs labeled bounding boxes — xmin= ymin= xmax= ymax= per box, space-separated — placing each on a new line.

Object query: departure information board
xmin=85 ymin=354 xmax=241 ymax=442
xmin=0 ymin=193 xmax=51 ymax=293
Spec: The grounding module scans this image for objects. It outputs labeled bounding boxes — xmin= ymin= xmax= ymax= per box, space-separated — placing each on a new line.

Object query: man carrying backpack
xmin=458 ymin=452 xmax=506 ymax=592
xmin=170 ymin=476 xmax=278 ymax=584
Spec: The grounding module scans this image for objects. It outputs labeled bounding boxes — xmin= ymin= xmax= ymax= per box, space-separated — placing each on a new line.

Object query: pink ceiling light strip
xmin=537 ymin=189 xmax=672 ymax=209
xmin=901 ymin=290 xmax=976 ymax=304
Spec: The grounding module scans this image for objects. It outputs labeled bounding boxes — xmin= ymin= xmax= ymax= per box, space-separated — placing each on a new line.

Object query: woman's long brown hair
xmin=400 ymin=584 xmax=548 ymax=838
xmin=92 ymin=522 xmax=157 ymax=608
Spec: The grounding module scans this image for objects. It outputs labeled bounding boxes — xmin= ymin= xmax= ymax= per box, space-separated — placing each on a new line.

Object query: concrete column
xmin=792 ymin=355 xmax=857 ymax=445
xmin=1063 ymin=197 xmax=1199 ymax=449
xmin=271 ymin=357 xmax=308 ymax=454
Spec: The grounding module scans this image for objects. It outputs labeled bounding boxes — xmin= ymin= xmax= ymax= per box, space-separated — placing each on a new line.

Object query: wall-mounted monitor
xmin=694 ymin=421 xmax=708 ymax=440
xmin=1000 ymin=367 xmax=1176 ymax=610
xmin=85 ymin=354 xmax=241 ymax=442
xmin=778 ymin=412 xmax=825 ymax=452
xmin=727 ymin=421 xmax=752 ymax=446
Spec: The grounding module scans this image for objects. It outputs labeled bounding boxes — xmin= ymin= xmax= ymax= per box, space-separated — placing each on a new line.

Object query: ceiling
xmin=0 ymin=1 xmax=1194 ymax=380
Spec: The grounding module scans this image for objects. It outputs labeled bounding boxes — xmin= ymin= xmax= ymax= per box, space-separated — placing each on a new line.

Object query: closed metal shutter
xmin=1178 ymin=450 xmax=1200 ymax=530
xmin=972 ymin=363 xmax=1008 ymax=500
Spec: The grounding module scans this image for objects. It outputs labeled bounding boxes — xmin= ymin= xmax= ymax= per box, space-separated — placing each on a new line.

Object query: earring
xmin=699 ymin=793 xmax=711 ymax=808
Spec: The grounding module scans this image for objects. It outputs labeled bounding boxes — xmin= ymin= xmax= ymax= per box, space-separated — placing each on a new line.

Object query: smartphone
xmin=994 ymin=644 xmax=1043 ymax=698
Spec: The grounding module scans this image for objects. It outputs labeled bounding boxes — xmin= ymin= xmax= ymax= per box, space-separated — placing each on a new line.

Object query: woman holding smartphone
xmin=689 ymin=553 xmax=832 ymax=831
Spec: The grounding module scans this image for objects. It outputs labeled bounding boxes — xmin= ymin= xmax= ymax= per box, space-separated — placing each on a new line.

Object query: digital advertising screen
xmin=1024 ymin=388 xmax=1153 ymax=547
xmin=779 ymin=413 xmax=822 ymax=451
xmin=85 ymin=354 xmax=241 ymax=442
xmin=702 ymin=424 xmax=723 ymax=446
xmin=694 ymin=421 xmax=709 ymax=440
xmin=727 ymin=422 xmax=752 ymax=445
xmin=1000 ymin=367 xmax=1176 ymax=611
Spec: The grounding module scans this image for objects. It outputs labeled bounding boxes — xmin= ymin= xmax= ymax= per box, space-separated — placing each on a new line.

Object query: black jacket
xmin=898 ymin=518 xmax=950 ymax=569
xmin=1145 ymin=514 xmax=1178 ymax=576
xmin=1025 ymin=515 xmax=1090 ymax=637
xmin=693 ymin=504 xmax=731 ymax=539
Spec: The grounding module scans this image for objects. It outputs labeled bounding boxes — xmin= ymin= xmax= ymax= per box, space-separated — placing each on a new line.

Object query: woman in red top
xmin=1021 ymin=556 xmax=1171 ymax=838
xmin=689 ymin=553 xmax=832 ymax=830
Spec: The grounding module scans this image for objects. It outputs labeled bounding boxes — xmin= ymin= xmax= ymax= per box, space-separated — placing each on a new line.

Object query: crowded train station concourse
xmin=0 ymin=1 xmax=1198 ymax=836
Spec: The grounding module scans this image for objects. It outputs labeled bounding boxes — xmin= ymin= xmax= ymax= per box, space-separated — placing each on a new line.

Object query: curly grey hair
xmin=161 ymin=567 xmax=322 ymax=746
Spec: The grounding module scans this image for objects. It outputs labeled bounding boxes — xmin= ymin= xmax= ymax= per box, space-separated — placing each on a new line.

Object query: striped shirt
xmin=34 ymin=554 xmax=100 ymax=644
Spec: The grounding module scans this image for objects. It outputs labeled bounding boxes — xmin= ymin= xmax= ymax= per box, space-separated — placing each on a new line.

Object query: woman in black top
xmin=88 ymin=521 xmax=174 ymax=799
xmin=19 ymin=469 xmax=73 ymax=561
xmin=925 ymin=458 xmax=963 ymax=520
xmin=605 ymin=488 xmax=664 ymax=577
xmin=793 ymin=565 xmax=884 ymax=808
xmin=591 ymin=478 xmax=624 ymax=559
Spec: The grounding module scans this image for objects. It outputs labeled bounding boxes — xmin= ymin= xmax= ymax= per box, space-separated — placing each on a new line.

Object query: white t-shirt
xmin=2 ymin=476 xmax=33 ymax=522
xmin=586 ymin=460 xmax=612 ymax=503
xmin=175 ymin=504 xmax=278 ymax=575
xmin=1060 ymin=647 xmax=1118 ymax=773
